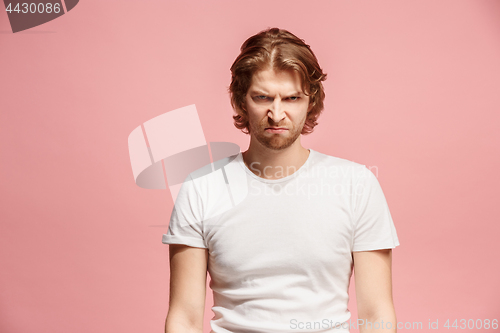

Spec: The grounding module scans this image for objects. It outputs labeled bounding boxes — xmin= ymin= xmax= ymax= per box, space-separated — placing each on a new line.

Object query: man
xmin=163 ymin=28 xmax=399 ymax=333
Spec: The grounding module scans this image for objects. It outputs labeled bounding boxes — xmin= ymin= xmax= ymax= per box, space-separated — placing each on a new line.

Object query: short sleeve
xmin=352 ymin=166 xmax=400 ymax=252
xmin=162 ymin=174 xmax=208 ymax=249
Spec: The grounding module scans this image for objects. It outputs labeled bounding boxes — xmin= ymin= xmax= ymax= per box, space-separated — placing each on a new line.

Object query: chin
xmin=260 ymin=137 xmax=297 ymax=150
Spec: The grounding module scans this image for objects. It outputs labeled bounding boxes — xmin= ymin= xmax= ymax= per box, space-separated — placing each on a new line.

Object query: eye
xmin=254 ymin=95 xmax=269 ymax=102
xmin=288 ymin=96 xmax=300 ymax=101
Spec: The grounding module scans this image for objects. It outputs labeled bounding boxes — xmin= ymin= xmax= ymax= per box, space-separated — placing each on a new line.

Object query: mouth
xmin=265 ymin=127 xmax=288 ymax=133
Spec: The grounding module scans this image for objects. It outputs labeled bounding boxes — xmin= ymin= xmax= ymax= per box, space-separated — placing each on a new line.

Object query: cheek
xmin=248 ymin=106 xmax=268 ymax=121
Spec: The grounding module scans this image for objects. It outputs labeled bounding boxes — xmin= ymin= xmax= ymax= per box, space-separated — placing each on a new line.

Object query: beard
xmin=249 ymin=115 xmax=306 ymax=151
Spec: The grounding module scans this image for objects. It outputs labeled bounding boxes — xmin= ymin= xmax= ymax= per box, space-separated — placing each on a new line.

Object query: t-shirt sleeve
xmin=162 ymin=174 xmax=208 ymax=249
xmin=352 ymin=165 xmax=400 ymax=252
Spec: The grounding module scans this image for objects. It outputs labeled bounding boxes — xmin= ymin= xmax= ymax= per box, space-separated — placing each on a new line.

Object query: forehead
xmin=248 ymin=69 xmax=304 ymax=94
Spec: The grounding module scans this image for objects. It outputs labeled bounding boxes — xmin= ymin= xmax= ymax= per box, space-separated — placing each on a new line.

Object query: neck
xmin=242 ymin=136 xmax=310 ymax=180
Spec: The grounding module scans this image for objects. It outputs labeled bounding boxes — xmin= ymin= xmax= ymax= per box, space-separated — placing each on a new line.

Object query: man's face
xmin=244 ymin=68 xmax=311 ymax=151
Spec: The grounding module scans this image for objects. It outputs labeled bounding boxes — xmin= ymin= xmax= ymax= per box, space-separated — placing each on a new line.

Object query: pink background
xmin=1 ymin=0 xmax=499 ymax=332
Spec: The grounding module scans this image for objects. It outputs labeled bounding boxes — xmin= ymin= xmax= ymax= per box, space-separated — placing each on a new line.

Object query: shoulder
xmin=185 ymin=153 xmax=248 ymax=221
xmin=188 ymin=153 xmax=241 ymax=187
xmin=181 ymin=153 xmax=247 ymax=208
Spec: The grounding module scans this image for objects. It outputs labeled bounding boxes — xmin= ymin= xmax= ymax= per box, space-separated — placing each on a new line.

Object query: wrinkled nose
xmin=267 ymin=99 xmax=285 ymax=123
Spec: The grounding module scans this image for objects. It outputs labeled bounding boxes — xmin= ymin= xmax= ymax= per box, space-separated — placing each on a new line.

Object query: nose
xmin=267 ymin=98 xmax=286 ymax=123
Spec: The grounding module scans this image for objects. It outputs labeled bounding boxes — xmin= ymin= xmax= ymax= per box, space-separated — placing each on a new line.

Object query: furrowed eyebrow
xmin=249 ymin=90 xmax=303 ymax=96
xmin=248 ymin=89 xmax=268 ymax=95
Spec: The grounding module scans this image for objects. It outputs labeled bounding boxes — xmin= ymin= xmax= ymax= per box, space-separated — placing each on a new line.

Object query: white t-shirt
xmin=162 ymin=148 xmax=400 ymax=333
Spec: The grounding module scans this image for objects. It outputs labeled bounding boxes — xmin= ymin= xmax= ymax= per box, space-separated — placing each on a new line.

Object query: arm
xmin=165 ymin=244 xmax=208 ymax=333
xmin=353 ymin=249 xmax=397 ymax=333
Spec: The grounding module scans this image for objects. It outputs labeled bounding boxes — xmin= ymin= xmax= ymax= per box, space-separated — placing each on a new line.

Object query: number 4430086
xmin=444 ymin=319 xmax=498 ymax=330
xmin=5 ymin=2 xmax=61 ymax=14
